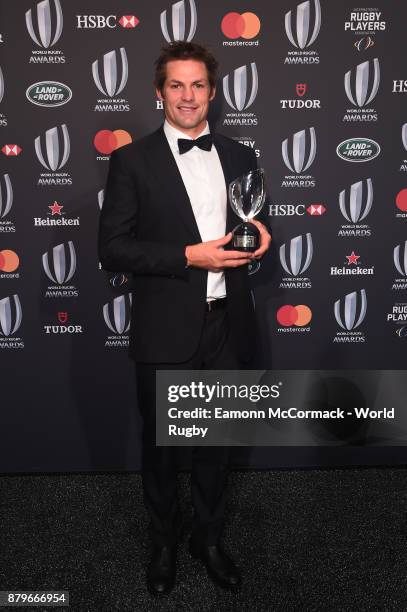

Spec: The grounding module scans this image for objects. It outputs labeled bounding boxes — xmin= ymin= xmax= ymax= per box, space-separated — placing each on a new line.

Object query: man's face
xmin=156 ymin=59 xmax=215 ymax=136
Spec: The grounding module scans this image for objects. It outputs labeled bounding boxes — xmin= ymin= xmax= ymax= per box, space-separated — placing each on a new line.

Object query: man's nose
xmin=181 ymin=86 xmax=194 ymax=101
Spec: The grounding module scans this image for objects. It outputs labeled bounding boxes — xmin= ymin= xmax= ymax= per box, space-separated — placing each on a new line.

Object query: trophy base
xmin=232 ymin=222 xmax=260 ymax=252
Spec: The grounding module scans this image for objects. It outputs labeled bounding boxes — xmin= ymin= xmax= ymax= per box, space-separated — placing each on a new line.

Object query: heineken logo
xmin=336 ymin=137 xmax=380 ymax=163
xmin=26 ymin=81 xmax=72 ymax=107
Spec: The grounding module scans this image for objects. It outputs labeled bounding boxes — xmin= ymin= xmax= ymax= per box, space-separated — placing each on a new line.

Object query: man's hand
xmin=250 ymin=219 xmax=272 ymax=259
xmin=185 ymin=233 xmax=255 ymax=271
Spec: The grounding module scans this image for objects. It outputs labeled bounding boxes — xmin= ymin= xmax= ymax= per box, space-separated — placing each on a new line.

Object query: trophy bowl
xmin=229 ymin=168 xmax=266 ymax=252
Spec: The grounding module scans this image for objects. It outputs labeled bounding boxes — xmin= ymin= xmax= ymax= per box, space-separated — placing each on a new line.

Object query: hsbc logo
xmin=35 ymin=124 xmax=70 ymax=171
xmin=42 ymin=241 xmax=76 ymax=284
xmin=103 ymin=294 xmax=132 ymax=346
xmin=269 ymin=203 xmax=326 ymax=216
xmin=334 ymin=289 xmax=367 ymax=331
xmin=223 ymin=63 xmax=258 ymax=112
xmin=160 ymin=0 xmax=197 ymax=42
xmin=282 ymin=128 xmax=317 ymax=182
xmin=76 ymin=15 xmax=139 ymax=29
xmin=2 ymin=145 xmax=22 ymax=157
xmin=393 ymin=80 xmax=407 ymax=93
xmin=280 ymin=233 xmax=313 ymax=277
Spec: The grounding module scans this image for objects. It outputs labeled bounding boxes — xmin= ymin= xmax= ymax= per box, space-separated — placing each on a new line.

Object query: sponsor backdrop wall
xmin=1 ymin=0 xmax=406 ymax=472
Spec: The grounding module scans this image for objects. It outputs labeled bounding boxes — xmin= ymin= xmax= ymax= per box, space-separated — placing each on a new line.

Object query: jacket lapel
xmin=146 ymin=127 xmax=202 ymax=242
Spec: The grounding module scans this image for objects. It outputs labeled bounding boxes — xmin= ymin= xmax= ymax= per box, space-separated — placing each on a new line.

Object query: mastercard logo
xmin=0 ymin=249 xmax=19 ymax=272
xmin=277 ymin=305 xmax=312 ymax=327
xmin=396 ymin=188 xmax=407 ymax=212
xmin=221 ymin=12 xmax=261 ymax=40
xmin=94 ymin=129 xmax=132 ymax=155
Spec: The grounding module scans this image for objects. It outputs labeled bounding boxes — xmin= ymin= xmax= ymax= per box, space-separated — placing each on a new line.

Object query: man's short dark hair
xmin=154 ymin=41 xmax=218 ymax=94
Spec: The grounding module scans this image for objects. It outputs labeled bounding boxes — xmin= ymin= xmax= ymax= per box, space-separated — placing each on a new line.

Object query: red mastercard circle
xmin=94 ymin=130 xmax=118 ymax=155
xmin=221 ymin=12 xmax=245 ymax=39
xmin=277 ymin=305 xmax=298 ymax=327
xmin=396 ymin=188 xmax=407 ymax=212
xmin=0 ymin=249 xmax=19 ymax=272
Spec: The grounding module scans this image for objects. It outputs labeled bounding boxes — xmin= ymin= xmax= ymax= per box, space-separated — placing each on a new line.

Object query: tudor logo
xmin=58 ymin=311 xmax=68 ymax=324
xmin=103 ymin=294 xmax=132 ymax=335
xmin=282 ymin=127 xmax=316 ymax=173
xmin=35 ymin=124 xmax=70 ymax=171
xmin=285 ymin=0 xmax=321 ymax=49
xmin=344 ymin=58 xmax=380 ymax=107
xmin=160 ymin=0 xmax=197 ymax=43
xmin=26 ymin=0 xmax=63 ymax=49
xmin=334 ymin=289 xmax=367 ymax=330
xmin=92 ymin=48 xmax=128 ymax=98
xmin=42 ymin=241 xmax=76 ymax=284
xmin=279 ymin=233 xmax=313 ymax=276
xmin=223 ymin=63 xmax=258 ymax=112
xmin=26 ymin=81 xmax=72 ymax=107
xmin=0 ymin=174 xmax=12 ymax=219
xmin=296 ymin=83 xmax=307 ymax=97
xmin=339 ymin=178 xmax=373 ymax=223
xmin=336 ymin=138 xmax=380 ymax=163
xmin=394 ymin=241 xmax=407 ymax=277
xmin=0 ymin=294 xmax=22 ymax=336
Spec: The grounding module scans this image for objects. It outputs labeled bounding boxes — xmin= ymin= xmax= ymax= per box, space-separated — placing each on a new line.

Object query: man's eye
xmin=194 ymin=83 xmax=204 ymax=88
xmin=171 ymin=84 xmax=180 ymax=89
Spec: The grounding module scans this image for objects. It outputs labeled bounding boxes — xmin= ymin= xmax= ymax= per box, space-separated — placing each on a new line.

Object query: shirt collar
xmin=164 ymin=119 xmax=210 ymax=153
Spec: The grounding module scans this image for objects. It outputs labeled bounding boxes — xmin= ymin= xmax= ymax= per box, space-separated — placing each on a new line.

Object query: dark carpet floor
xmin=1 ymin=468 xmax=407 ymax=611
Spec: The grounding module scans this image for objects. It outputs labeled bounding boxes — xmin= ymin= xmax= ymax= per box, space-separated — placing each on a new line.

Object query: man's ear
xmin=156 ymin=88 xmax=164 ymax=101
xmin=209 ymin=86 xmax=216 ymax=101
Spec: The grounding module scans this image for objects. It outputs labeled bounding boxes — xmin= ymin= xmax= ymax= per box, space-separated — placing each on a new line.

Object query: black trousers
xmin=135 ymin=308 xmax=245 ymax=548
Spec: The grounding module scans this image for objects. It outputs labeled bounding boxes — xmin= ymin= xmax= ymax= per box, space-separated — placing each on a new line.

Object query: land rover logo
xmin=26 ymin=81 xmax=72 ymax=107
xmin=336 ymin=138 xmax=380 ymax=163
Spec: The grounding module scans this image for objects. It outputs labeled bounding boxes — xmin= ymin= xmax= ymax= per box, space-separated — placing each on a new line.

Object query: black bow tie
xmin=178 ymin=133 xmax=213 ymax=154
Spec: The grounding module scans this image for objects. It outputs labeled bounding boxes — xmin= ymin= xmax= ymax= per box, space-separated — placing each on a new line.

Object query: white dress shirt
xmin=163 ymin=119 xmax=227 ymax=300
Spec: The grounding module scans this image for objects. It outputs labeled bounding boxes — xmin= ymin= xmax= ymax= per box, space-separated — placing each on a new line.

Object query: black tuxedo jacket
xmin=98 ymin=126 xmax=265 ymax=363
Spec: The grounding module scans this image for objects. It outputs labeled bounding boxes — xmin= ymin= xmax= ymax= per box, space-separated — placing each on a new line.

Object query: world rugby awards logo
xmin=338 ymin=178 xmax=372 ymax=237
xmin=160 ymin=0 xmax=197 ymax=42
xmin=92 ymin=49 xmax=130 ymax=112
xmin=284 ymin=0 xmax=321 ymax=64
xmin=392 ymin=241 xmax=407 ymax=290
xmin=279 ymin=233 xmax=313 ymax=288
xmin=0 ymin=173 xmax=14 ymax=232
xmin=0 ymin=294 xmax=23 ymax=348
xmin=282 ymin=128 xmax=316 ymax=188
xmin=35 ymin=124 xmax=72 ymax=186
xmin=26 ymin=0 xmax=66 ymax=63
xmin=42 ymin=241 xmax=78 ymax=297
xmin=400 ymin=123 xmax=407 ymax=172
xmin=334 ymin=289 xmax=366 ymax=342
xmin=103 ymin=293 xmax=132 ymax=347
xmin=222 ymin=63 xmax=259 ymax=127
xmin=0 ymin=66 xmax=7 ymax=127
xmin=343 ymin=58 xmax=380 ymax=122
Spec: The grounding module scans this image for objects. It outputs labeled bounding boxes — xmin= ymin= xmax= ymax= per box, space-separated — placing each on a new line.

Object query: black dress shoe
xmin=146 ymin=544 xmax=176 ymax=596
xmin=189 ymin=540 xmax=242 ymax=590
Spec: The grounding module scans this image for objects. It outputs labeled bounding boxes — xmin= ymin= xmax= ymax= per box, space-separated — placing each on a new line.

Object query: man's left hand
xmin=250 ymin=220 xmax=272 ymax=259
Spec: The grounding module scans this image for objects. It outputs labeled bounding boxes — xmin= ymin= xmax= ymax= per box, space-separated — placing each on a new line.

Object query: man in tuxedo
xmin=98 ymin=41 xmax=271 ymax=596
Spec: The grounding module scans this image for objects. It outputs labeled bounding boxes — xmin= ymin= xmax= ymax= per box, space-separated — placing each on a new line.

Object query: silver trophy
xmin=228 ymin=168 xmax=266 ymax=252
